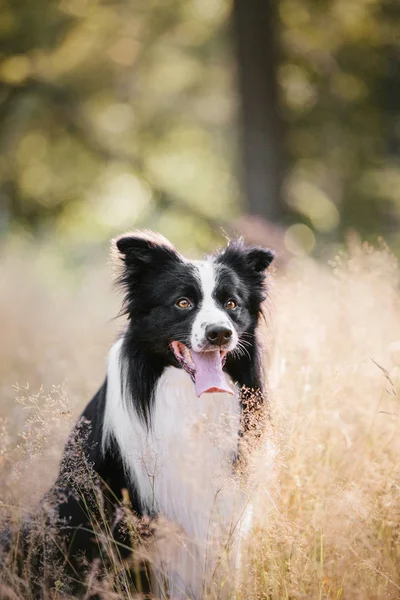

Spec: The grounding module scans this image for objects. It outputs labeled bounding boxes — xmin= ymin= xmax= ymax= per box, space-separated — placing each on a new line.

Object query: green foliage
xmin=279 ymin=0 xmax=400 ymax=251
xmin=0 ymin=0 xmax=399 ymax=253
xmin=0 ymin=0 xmax=235 ymax=251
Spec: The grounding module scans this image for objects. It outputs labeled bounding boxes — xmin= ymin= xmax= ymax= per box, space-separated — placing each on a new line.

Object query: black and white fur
xmin=3 ymin=231 xmax=274 ymax=598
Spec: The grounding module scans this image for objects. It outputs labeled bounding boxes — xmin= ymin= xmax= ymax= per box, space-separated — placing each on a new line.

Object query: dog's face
xmin=115 ymin=231 xmax=274 ymax=396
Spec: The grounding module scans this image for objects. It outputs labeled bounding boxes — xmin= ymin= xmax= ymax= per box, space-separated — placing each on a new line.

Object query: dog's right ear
xmin=111 ymin=230 xmax=182 ymax=277
xmin=112 ymin=231 xmax=182 ymax=314
xmin=114 ymin=230 xmax=177 ymax=262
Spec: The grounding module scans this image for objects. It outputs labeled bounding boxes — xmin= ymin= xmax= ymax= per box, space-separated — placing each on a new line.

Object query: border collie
xmin=2 ymin=231 xmax=275 ymax=599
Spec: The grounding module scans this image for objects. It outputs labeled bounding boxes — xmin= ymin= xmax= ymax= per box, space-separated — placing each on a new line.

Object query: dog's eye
xmin=225 ymin=299 xmax=237 ymax=310
xmin=176 ymin=297 xmax=192 ymax=309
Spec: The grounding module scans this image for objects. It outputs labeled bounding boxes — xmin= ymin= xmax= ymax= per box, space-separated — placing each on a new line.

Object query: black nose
xmin=206 ymin=325 xmax=232 ymax=346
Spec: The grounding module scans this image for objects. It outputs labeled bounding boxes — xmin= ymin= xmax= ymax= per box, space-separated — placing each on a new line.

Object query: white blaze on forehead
xmin=191 ymin=259 xmax=237 ymax=352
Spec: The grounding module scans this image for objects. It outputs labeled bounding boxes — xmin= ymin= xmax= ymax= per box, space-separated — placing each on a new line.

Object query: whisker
xmin=238 ymin=339 xmax=252 ymax=348
xmin=235 ymin=341 xmax=251 ymax=361
xmin=240 ymin=331 xmax=255 ymax=339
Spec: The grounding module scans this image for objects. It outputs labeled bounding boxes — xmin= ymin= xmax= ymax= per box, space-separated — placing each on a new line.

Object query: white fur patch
xmin=102 ymin=338 xmax=244 ymax=599
xmin=190 ymin=260 xmax=238 ymax=352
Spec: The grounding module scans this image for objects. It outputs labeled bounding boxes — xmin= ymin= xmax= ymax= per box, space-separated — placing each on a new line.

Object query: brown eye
xmin=225 ymin=299 xmax=237 ymax=310
xmin=176 ymin=297 xmax=192 ymax=309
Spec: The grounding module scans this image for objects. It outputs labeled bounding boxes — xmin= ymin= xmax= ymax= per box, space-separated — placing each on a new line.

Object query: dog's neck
xmin=102 ymin=337 xmax=241 ymax=512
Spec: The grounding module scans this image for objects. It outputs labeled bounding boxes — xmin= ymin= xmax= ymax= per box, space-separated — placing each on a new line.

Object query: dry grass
xmin=1 ymin=241 xmax=400 ymax=599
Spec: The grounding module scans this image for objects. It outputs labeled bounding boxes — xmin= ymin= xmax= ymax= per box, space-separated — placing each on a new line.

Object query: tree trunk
xmin=232 ymin=0 xmax=285 ymax=222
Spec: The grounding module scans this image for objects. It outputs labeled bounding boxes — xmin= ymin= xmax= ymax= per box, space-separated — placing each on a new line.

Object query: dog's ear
xmin=216 ymin=241 xmax=275 ymax=312
xmin=112 ymin=231 xmax=182 ymax=315
xmin=217 ymin=240 xmax=275 ymax=276
xmin=112 ymin=230 xmax=181 ymax=270
xmin=244 ymin=247 xmax=275 ymax=273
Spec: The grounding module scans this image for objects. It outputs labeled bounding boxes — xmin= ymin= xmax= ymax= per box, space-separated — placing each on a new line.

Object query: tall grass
xmin=1 ymin=241 xmax=400 ymax=599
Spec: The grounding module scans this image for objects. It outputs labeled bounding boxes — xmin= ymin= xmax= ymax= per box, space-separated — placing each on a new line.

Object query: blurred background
xmin=3 ymin=4 xmax=400 ymax=595
xmin=0 ymin=0 xmax=399 ymax=263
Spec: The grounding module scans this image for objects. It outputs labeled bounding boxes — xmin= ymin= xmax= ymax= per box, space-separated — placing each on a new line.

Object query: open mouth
xmin=171 ymin=341 xmax=233 ymax=398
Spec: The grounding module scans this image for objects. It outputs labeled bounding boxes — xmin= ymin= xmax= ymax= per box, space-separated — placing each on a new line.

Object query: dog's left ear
xmin=245 ymin=248 xmax=275 ymax=273
xmin=217 ymin=241 xmax=275 ymax=277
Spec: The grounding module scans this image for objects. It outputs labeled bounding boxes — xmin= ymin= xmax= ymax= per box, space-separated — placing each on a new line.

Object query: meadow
xmin=1 ymin=240 xmax=400 ymax=599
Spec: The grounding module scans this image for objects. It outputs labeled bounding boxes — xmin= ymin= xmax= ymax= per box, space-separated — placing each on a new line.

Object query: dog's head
xmin=113 ymin=230 xmax=274 ymax=397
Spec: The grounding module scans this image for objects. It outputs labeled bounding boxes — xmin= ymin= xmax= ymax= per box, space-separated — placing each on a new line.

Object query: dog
xmin=1 ymin=230 xmax=275 ymax=599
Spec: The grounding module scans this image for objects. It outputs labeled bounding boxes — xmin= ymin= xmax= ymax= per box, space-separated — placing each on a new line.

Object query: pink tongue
xmin=190 ymin=350 xmax=233 ymax=398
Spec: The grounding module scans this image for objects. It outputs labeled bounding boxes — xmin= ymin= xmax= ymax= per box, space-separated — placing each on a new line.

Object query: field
xmin=1 ymin=240 xmax=400 ymax=599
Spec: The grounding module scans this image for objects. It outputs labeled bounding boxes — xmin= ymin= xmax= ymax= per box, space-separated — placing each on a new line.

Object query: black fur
xmin=0 ymin=234 xmax=274 ymax=598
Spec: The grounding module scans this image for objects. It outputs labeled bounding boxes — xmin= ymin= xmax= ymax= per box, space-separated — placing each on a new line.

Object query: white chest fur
xmin=102 ymin=340 xmax=243 ymax=598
